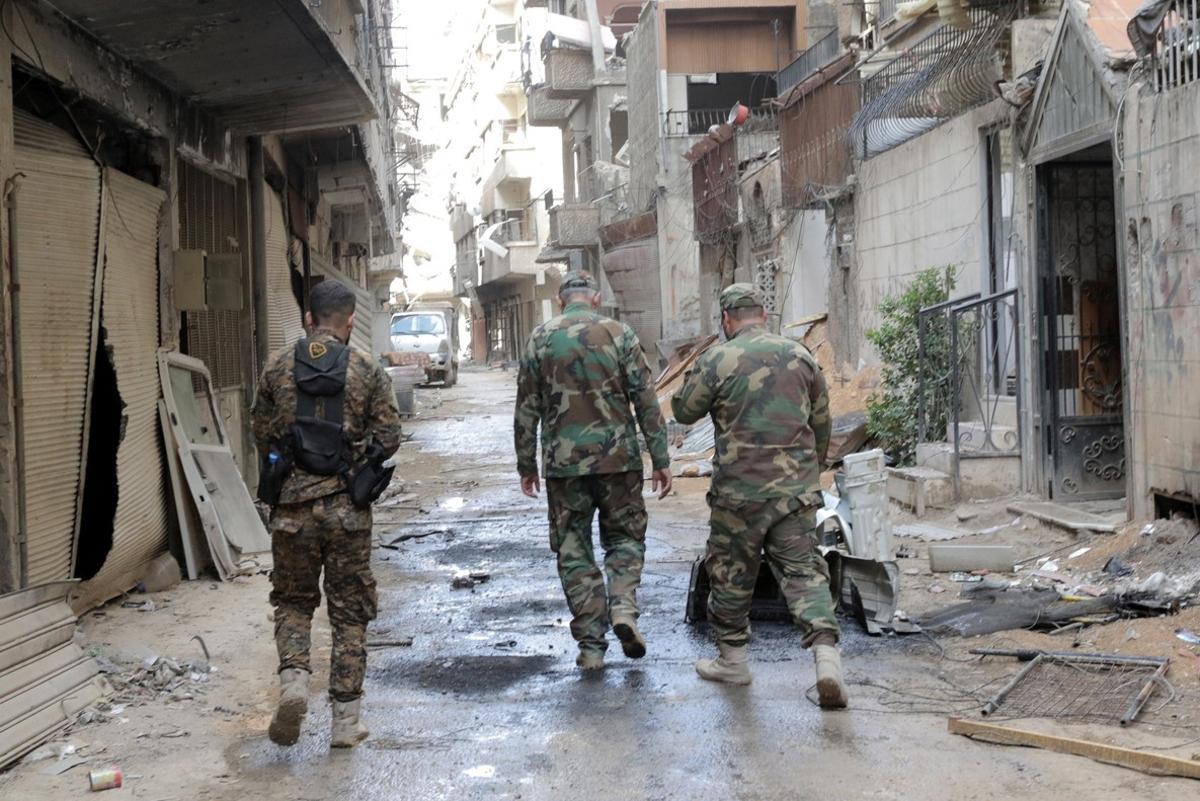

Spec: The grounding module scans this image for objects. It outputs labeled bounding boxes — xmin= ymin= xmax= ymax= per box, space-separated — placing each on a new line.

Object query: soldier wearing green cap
xmin=514 ymin=269 xmax=672 ymax=671
xmin=672 ymin=282 xmax=847 ymax=708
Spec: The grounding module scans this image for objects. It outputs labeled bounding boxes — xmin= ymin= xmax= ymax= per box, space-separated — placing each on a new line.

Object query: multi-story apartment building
xmin=0 ymin=0 xmax=402 ymax=603
xmin=446 ymin=0 xmax=565 ymax=363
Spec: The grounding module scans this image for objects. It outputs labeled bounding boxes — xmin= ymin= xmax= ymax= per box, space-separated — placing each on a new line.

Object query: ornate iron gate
xmin=1040 ymin=163 xmax=1124 ymax=499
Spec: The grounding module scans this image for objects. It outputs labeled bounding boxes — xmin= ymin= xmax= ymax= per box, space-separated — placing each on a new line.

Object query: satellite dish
xmin=727 ymin=102 xmax=750 ymax=126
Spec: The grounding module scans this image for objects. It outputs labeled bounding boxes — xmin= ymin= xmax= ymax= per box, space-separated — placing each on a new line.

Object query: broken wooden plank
xmin=947 ymin=717 xmax=1200 ymax=780
xmin=928 ymin=544 xmax=1015 ymax=573
xmin=1007 ymin=501 xmax=1118 ymax=533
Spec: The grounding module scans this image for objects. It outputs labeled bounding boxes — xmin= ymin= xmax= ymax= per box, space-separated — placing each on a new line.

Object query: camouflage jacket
xmin=252 ymin=328 xmax=402 ymax=504
xmin=671 ymin=324 xmax=830 ymax=501
xmin=515 ymin=302 xmax=670 ymax=479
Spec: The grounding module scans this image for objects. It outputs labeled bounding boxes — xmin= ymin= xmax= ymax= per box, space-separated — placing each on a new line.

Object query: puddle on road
xmin=370 ymin=654 xmax=559 ymax=695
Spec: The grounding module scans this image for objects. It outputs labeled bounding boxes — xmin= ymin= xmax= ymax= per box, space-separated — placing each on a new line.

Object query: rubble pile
xmin=97 ymin=655 xmax=215 ymax=707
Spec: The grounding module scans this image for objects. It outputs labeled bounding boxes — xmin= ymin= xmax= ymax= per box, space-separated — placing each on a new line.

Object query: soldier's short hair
xmin=310 ymin=280 xmax=357 ymax=324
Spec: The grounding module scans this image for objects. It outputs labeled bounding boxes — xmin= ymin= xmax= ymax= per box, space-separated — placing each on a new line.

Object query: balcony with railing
xmin=1149 ymin=0 xmax=1200 ymax=92
xmin=662 ymin=107 xmax=778 ymax=137
xmin=777 ymin=29 xmax=840 ymax=96
xmin=481 ymin=207 xmax=541 ymax=285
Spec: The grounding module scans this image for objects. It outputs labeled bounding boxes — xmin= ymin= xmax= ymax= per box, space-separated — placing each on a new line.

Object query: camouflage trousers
xmin=705 ymin=492 xmax=839 ymax=649
xmin=546 ymin=471 xmax=647 ymax=654
xmin=268 ymin=492 xmax=378 ymax=702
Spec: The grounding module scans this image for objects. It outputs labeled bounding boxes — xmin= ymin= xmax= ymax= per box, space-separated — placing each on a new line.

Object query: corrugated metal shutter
xmin=309 ymin=251 xmax=375 ymax=355
xmin=265 ymin=186 xmax=304 ymax=354
xmin=12 ymin=112 xmax=102 ymax=585
xmin=178 ymin=161 xmax=246 ymax=389
xmin=80 ymin=169 xmax=169 ymax=600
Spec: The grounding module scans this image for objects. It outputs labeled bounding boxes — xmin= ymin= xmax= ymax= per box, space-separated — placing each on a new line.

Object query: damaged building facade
xmin=0 ymin=0 xmax=404 ymax=602
xmin=762 ymin=0 xmax=1199 ymax=521
xmin=446 ymin=0 xmax=565 ymax=363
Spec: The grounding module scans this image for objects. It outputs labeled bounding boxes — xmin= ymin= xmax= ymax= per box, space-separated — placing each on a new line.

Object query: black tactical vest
xmin=291 ymin=338 xmax=352 ymax=475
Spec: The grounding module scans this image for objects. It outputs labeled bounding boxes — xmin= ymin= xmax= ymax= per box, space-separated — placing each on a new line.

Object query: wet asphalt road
xmin=223 ymin=370 xmax=1164 ymax=801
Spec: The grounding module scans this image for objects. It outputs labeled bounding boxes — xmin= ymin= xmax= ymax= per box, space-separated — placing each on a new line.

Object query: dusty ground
xmin=2 ymin=369 xmax=1198 ymax=800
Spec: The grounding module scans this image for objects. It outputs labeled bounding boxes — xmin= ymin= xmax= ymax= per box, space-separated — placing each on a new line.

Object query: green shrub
xmin=865 ymin=266 xmax=956 ymax=466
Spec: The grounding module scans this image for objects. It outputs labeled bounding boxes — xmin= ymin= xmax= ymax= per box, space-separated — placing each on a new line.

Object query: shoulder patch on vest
xmin=308 ymin=341 xmax=328 ymax=360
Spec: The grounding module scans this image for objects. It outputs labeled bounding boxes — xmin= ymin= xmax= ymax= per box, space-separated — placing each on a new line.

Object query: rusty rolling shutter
xmin=309 ymin=251 xmax=375 ymax=355
xmin=77 ymin=169 xmax=169 ymax=604
xmin=265 ymin=185 xmax=304 ymax=353
xmin=12 ymin=111 xmax=102 ymax=585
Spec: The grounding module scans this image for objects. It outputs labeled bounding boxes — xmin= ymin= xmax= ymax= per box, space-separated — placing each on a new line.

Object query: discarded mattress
xmin=0 ymin=581 xmax=107 ymax=768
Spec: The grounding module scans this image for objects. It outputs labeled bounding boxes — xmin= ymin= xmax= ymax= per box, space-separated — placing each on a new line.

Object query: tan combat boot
xmin=695 ymin=644 xmax=752 ymax=685
xmin=611 ymin=614 xmax=647 ymax=659
xmin=814 ymin=644 xmax=849 ymax=709
xmin=268 ymin=668 xmax=309 ymax=746
xmin=330 ymin=699 xmax=369 ymax=748
xmin=576 ymin=648 xmax=605 ymax=671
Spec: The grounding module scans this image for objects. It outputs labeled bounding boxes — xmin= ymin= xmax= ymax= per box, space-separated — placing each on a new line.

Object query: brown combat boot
xmin=814 ymin=644 xmax=849 ymax=709
xmin=611 ymin=614 xmax=647 ymax=659
xmin=268 ymin=668 xmax=309 ymax=746
xmin=330 ymin=699 xmax=369 ymax=748
xmin=695 ymin=644 xmax=752 ymax=685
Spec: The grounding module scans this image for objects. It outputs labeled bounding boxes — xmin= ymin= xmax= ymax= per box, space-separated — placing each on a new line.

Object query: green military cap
xmin=719 ymin=283 xmax=765 ymax=310
xmin=559 ymin=269 xmax=598 ymax=292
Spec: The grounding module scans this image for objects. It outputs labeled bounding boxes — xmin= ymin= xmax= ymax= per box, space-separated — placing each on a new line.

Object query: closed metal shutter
xmin=309 ymin=251 xmax=375 ymax=355
xmin=12 ymin=111 xmax=102 ymax=585
xmin=178 ymin=161 xmax=246 ymax=389
xmin=79 ymin=169 xmax=169 ymax=600
xmin=265 ymin=186 xmax=304 ymax=354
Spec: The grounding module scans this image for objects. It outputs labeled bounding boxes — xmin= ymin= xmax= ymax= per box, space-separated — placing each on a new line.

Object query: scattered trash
xmin=451 ymin=572 xmax=490 ymax=590
xmin=929 ymin=583 xmax=946 ymax=594
xmin=104 ymin=655 xmax=213 ymax=704
xmin=1125 ymin=627 xmax=1139 ymax=642
xmin=40 ymin=755 xmax=87 ymax=776
xmin=120 ymin=600 xmax=157 ymax=612
xmin=492 ymin=640 xmax=518 ymax=649
xmin=1041 ymin=561 xmax=1059 ymax=572
xmin=1176 ymin=629 xmax=1200 ymax=645
xmin=89 ymin=766 xmax=123 ymax=791
xmin=367 ymin=638 xmax=414 ymax=649
xmin=1103 ymin=556 xmax=1134 ymax=576
xmin=1138 ymin=572 xmax=1167 ymax=594
xmin=1068 ymin=547 xmax=1091 ymax=560
xmin=948 ymin=572 xmax=984 ymax=583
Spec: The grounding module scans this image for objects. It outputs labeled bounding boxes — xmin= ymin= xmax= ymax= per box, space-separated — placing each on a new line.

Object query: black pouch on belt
xmin=347 ymin=442 xmax=395 ymax=509
xmin=257 ymin=447 xmax=294 ymax=507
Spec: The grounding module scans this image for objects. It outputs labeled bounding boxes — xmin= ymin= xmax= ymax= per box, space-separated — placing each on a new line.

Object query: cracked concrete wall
xmin=1121 ymin=78 xmax=1200 ymax=519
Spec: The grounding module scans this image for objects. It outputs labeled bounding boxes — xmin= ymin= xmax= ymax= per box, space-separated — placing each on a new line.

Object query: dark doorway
xmin=75 ymin=328 xmax=122 ymax=580
xmin=1037 ymin=147 xmax=1125 ymax=500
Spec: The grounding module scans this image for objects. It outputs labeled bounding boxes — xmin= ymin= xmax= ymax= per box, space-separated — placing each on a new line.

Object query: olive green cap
xmin=719 ymin=283 xmax=765 ymax=310
xmin=559 ymin=270 xmax=598 ymax=293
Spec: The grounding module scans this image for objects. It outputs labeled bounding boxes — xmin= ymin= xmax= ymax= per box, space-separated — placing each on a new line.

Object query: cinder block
xmin=928 ymin=544 xmax=1016 ymax=573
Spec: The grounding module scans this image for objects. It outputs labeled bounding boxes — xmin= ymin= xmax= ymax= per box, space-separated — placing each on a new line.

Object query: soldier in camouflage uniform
xmin=252 ymin=281 xmax=402 ymax=747
xmin=672 ymin=283 xmax=847 ymax=707
xmin=515 ymin=270 xmax=672 ymax=670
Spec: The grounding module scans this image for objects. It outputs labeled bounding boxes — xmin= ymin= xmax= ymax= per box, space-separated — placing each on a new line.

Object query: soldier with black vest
xmin=251 ymin=280 xmax=402 ymax=748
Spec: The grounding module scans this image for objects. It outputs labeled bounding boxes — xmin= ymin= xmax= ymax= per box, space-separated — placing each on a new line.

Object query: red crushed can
xmin=89 ymin=767 xmax=123 ymax=791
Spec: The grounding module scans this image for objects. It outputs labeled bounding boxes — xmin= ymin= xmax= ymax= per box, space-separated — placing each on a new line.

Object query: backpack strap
xmin=294 ymin=338 xmax=350 ymax=426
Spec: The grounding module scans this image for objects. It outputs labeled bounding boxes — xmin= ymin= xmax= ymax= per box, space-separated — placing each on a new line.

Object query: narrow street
xmin=5 ymin=369 xmax=1188 ymax=800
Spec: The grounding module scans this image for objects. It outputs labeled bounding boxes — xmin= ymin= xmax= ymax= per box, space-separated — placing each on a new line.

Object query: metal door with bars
xmin=1039 ymin=162 xmax=1125 ymax=499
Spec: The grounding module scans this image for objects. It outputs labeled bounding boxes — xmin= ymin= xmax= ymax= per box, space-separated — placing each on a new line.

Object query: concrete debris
xmin=102 ymin=655 xmax=214 ymax=705
xmin=451 ymin=572 xmax=491 ymax=590
xmin=928 ymin=544 xmax=1016 ymax=573
xmin=1176 ymin=629 xmax=1200 ymax=645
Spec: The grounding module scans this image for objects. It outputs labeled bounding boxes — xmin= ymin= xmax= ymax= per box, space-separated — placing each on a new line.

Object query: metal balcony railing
xmin=1153 ymin=0 xmax=1200 ymax=92
xmin=875 ymin=0 xmax=899 ymax=27
xmin=777 ymin=29 xmax=840 ymax=95
xmin=486 ymin=208 xmax=537 ymax=244
xmin=662 ymin=106 xmax=778 ymax=137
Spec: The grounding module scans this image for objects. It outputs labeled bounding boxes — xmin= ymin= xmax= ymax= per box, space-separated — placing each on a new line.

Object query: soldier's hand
xmin=651 ymin=468 xmax=673 ymax=500
xmin=520 ymin=475 xmax=541 ymax=498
